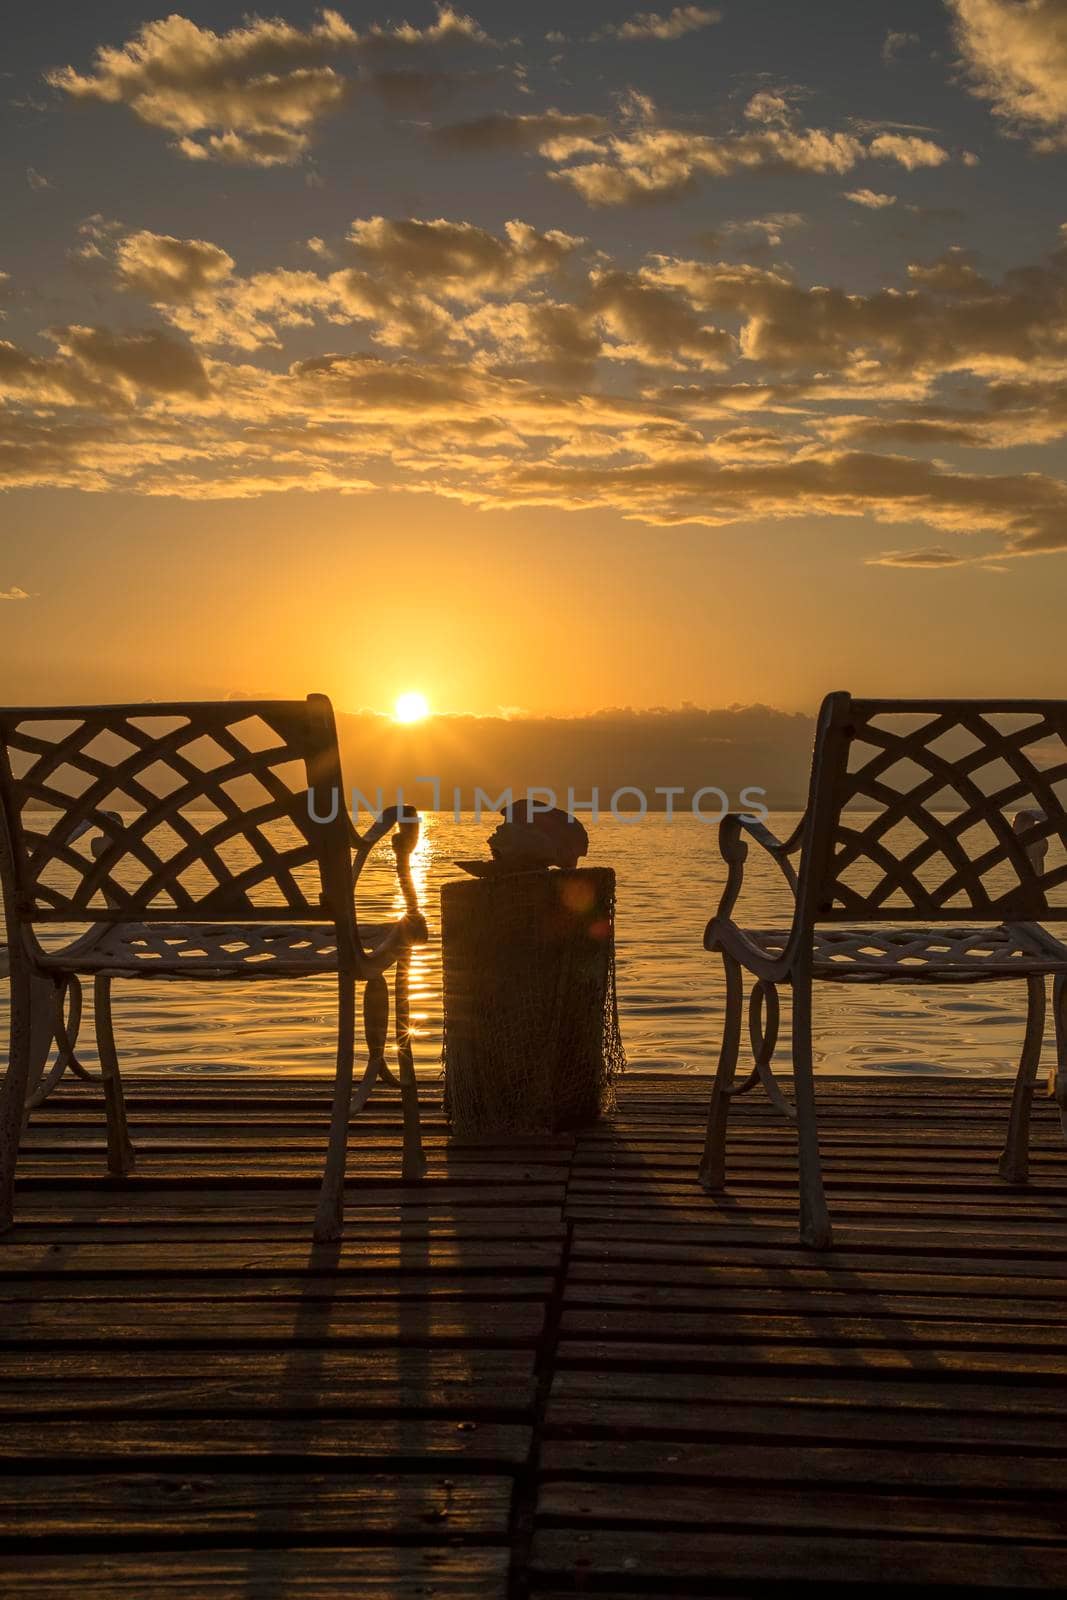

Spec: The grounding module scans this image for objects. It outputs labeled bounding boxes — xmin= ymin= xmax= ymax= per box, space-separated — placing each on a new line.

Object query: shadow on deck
xmin=3 ymin=1073 xmax=1067 ymax=1595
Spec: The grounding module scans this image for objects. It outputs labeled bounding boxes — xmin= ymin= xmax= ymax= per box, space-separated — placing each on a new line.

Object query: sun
xmin=394 ymin=690 xmax=430 ymax=724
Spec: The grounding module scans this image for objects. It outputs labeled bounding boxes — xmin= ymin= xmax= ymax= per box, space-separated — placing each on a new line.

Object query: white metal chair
xmin=700 ymin=693 xmax=1067 ymax=1248
xmin=0 ymin=695 xmax=428 ymax=1241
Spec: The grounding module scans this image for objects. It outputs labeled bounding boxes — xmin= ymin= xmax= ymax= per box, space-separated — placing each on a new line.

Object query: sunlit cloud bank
xmin=6 ymin=212 xmax=1067 ymax=561
xmin=9 ymin=3 xmax=1067 ymax=577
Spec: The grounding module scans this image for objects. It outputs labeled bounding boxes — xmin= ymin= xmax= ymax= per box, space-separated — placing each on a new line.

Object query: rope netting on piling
xmin=441 ymin=867 xmax=624 ymax=1136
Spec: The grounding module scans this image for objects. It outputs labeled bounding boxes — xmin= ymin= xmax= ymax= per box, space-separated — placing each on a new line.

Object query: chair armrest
xmin=351 ymin=806 xmax=429 ymax=958
xmin=715 ymin=812 xmax=802 ymax=921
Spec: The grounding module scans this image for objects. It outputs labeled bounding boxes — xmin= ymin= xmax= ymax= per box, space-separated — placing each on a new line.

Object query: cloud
xmin=175 ymin=127 xmax=315 ymax=166
xmin=435 ymin=90 xmax=953 ymax=206
xmin=26 ymin=166 xmax=51 ymax=190
xmin=882 ymin=29 xmax=920 ymax=64
xmin=904 ymin=202 xmax=968 ymax=224
xmin=461 ymin=299 xmax=602 ymax=379
xmin=333 ymin=701 xmax=817 ymax=809
xmin=595 ymin=7 xmax=722 ymax=41
xmin=824 ymin=364 xmax=1067 ymax=450
xmin=432 ymin=109 xmax=610 ymax=156
xmin=70 ymin=213 xmax=126 ymax=264
xmin=471 ymin=447 xmax=1067 ymax=557
xmin=347 ymin=216 xmax=584 ymax=296
xmin=867 ymin=545 xmax=974 ymax=567
xmin=870 ymin=544 xmax=1004 ymax=569
xmin=905 ymin=248 xmax=988 ymax=294
xmin=720 ymin=212 xmax=807 ymax=246
xmin=47 ymin=11 xmax=355 ymax=164
xmin=363 ymin=66 xmax=487 ymax=108
xmin=103 ymin=218 xmax=586 ymax=354
xmin=643 ymin=246 xmax=1067 ymax=379
xmin=867 ymin=133 xmax=950 ymax=168
xmin=554 ymin=126 xmax=864 ymax=206
xmin=46 ymin=6 xmax=499 ymax=165
xmin=5 ymin=327 xmax=1067 ymax=557
xmin=543 ymin=94 xmax=951 ymax=205
xmin=0 ymin=328 xmax=194 ymax=406
xmin=826 ymin=412 xmax=990 ymax=448
xmin=870 ymin=547 xmax=979 ymax=566
xmin=949 ymin=0 xmax=1067 ymax=148
xmin=843 ymin=188 xmax=898 ymax=208
xmin=161 ymin=267 xmax=348 ymax=351
xmin=7 ymin=220 xmax=1067 ymax=567
xmin=116 ymin=230 xmax=236 ymax=301
xmin=588 ymin=268 xmax=734 ymax=369
xmin=358 ymin=6 xmax=495 ymax=55
xmin=49 ymin=325 xmax=212 ymax=397
xmin=0 ymin=586 xmax=30 ymax=600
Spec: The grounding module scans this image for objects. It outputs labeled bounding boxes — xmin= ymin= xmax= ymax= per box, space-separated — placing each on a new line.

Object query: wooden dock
xmin=4 ymin=1073 xmax=1067 ymax=1595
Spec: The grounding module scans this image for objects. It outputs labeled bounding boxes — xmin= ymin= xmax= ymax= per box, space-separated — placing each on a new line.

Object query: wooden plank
xmin=9 ymin=1183 xmax=564 ymax=1208
xmin=14 ymin=1172 xmax=568 ymax=1200
xmin=530 ymin=1528 xmax=1067 ymax=1589
xmin=567 ymin=1252 xmax=1067 ymax=1287
xmin=2 ymin=1220 xmax=566 ymax=1244
xmin=0 ymin=1349 xmax=537 ymax=1417
xmin=549 ymin=1368 xmax=1067 ymax=1415
xmin=564 ymin=1213 xmax=1067 ymax=1252
xmin=560 ymin=1307 xmax=1067 ymax=1348
xmin=544 ymin=1396 xmax=1067 ymax=1450
xmin=538 ymin=1436 xmax=1067 ymax=1491
xmin=4 ymin=1272 xmax=555 ymax=1303
xmin=0 ymin=1241 xmax=564 ymax=1274
xmin=575 ymin=1129 xmax=1067 ymax=1148
xmin=537 ymin=1480 xmax=1067 ymax=1542
xmin=0 ymin=1347 xmax=534 ymax=1385
xmin=569 ymin=1220 xmax=1067 ymax=1261
xmin=565 ymin=1186 xmax=1067 ymax=1217
xmin=22 ymin=1125 xmax=568 ymax=1148
xmin=560 ymin=1284 xmax=1067 ymax=1322
xmin=0 ymin=1377 xmax=535 ymax=1418
xmin=1 ymin=1301 xmax=546 ymax=1346
xmin=572 ymin=1235 xmax=1067 ymax=1273
xmin=12 ymin=1073 xmax=1067 ymax=1598
xmin=1 ymin=1548 xmax=510 ymax=1598
xmin=1 ymin=1472 xmax=512 ymax=1541
xmin=0 ymin=1417 xmax=532 ymax=1464
xmin=555 ymin=1339 xmax=1067 ymax=1377
xmin=9 ymin=1203 xmax=565 ymax=1227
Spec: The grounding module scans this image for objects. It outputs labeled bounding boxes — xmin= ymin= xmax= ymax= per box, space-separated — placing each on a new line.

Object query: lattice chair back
xmin=796 ymin=693 xmax=1067 ymax=925
xmin=0 ymin=696 xmax=354 ymax=929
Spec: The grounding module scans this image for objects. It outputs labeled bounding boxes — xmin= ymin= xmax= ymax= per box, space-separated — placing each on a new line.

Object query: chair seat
xmin=37 ymin=922 xmax=401 ymax=980
xmin=740 ymin=923 xmax=1067 ymax=983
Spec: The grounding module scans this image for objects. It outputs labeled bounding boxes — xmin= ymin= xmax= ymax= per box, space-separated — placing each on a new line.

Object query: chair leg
xmin=998 ymin=975 xmax=1046 ymax=1184
xmin=94 ymin=977 xmax=135 ymax=1177
xmin=1053 ymin=975 xmax=1067 ymax=1144
xmin=791 ymin=975 xmax=832 ymax=1250
xmin=26 ymin=971 xmax=60 ymax=1104
xmin=0 ymin=965 xmax=34 ymax=1232
xmin=395 ymin=954 xmax=427 ymax=1183
xmin=698 ymin=953 xmax=743 ymax=1190
xmin=314 ymin=973 xmax=357 ymax=1243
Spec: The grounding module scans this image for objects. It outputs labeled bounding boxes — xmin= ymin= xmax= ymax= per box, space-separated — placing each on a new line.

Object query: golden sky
xmin=4 ymin=1 xmax=1067 ymax=716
